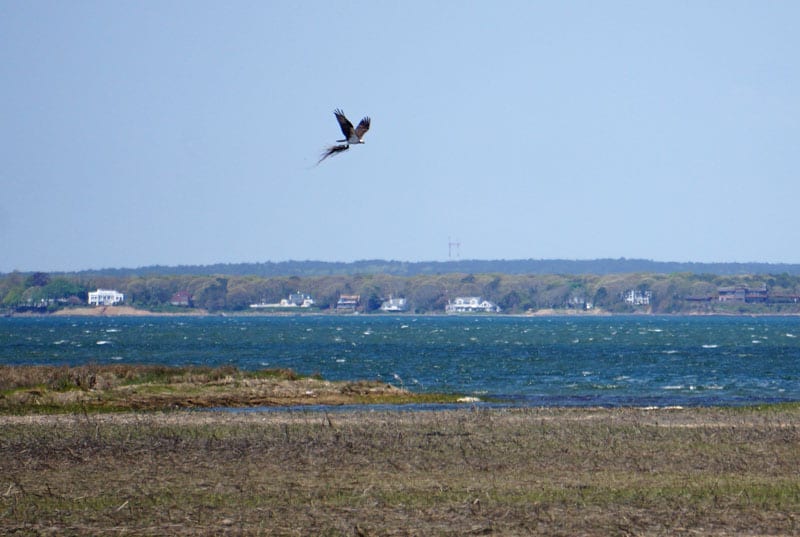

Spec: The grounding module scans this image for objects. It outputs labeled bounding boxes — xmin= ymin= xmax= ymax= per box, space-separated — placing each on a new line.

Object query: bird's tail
xmin=317 ymin=144 xmax=349 ymax=164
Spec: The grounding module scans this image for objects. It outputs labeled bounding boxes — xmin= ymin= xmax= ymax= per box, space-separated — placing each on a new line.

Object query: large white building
xmin=445 ymin=297 xmax=501 ymax=313
xmin=88 ymin=289 xmax=124 ymax=306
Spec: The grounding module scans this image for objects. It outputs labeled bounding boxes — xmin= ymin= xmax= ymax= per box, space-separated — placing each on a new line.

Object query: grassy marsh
xmin=1 ymin=406 xmax=799 ymax=535
xmin=0 ymin=365 xmax=458 ymax=413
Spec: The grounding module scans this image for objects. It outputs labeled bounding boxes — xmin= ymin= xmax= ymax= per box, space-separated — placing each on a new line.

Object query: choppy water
xmin=2 ymin=315 xmax=799 ymax=407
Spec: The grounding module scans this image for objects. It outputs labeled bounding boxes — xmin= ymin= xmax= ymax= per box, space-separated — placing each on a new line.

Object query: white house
xmin=622 ymin=289 xmax=652 ymax=306
xmin=445 ymin=296 xmax=501 ymax=313
xmin=88 ymin=289 xmax=124 ymax=306
xmin=286 ymin=293 xmax=315 ymax=308
xmin=249 ymin=292 xmax=315 ymax=309
xmin=380 ymin=296 xmax=408 ymax=312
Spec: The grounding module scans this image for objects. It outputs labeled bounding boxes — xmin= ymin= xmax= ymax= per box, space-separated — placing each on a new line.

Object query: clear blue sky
xmin=2 ymin=1 xmax=799 ymax=272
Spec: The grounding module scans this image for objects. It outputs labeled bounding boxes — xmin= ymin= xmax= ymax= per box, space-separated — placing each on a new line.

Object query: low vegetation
xmin=0 ymin=365 xmax=457 ymax=413
xmin=1 ymin=406 xmax=799 ymax=535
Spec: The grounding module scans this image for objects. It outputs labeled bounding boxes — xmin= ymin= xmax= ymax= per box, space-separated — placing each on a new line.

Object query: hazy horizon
xmin=6 ymin=256 xmax=800 ymax=277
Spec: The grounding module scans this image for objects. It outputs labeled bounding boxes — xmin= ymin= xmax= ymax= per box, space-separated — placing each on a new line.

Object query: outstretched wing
xmin=317 ymin=144 xmax=350 ymax=164
xmin=333 ymin=109 xmax=354 ymax=139
xmin=355 ymin=116 xmax=371 ymax=139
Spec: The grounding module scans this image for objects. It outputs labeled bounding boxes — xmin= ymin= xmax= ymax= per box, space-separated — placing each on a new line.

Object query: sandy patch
xmin=52 ymin=305 xmax=208 ymax=316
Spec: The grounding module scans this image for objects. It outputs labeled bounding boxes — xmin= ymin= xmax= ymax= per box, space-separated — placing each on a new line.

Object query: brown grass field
xmin=1 ymin=366 xmax=799 ymax=536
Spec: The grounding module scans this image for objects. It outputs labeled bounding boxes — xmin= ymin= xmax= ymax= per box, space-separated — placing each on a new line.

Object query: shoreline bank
xmin=5 ymin=305 xmax=799 ymax=317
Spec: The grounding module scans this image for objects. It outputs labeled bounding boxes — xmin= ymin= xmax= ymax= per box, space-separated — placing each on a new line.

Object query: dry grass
xmin=0 ymin=365 xmax=451 ymax=413
xmin=1 ymin=406 xmax=799 ymax=536
xmin=0 ymin=364 xmax=249 ymax=392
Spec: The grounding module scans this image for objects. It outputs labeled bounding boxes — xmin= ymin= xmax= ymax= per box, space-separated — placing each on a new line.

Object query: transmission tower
xmin=448 ymin=237 xmax=461 ymax=259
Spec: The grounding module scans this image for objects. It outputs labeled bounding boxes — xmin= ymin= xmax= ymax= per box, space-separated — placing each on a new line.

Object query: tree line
xmin=42 ymin=258 xmax=800 ymax=279
xmin=3 ymin=270 xmax=800 ymax=315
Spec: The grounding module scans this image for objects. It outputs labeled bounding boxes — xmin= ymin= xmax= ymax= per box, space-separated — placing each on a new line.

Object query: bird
xmin=317 ymin=109 xmax=371 ymax=164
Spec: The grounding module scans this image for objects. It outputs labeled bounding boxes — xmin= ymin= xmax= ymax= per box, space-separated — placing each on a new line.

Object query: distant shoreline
xmin=4 ymin=305 xmax=792 ymax=317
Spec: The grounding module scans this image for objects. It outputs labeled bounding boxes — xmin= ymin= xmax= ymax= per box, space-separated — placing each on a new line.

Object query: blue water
xmin=2 ymin=315 xmax=799 ymax=407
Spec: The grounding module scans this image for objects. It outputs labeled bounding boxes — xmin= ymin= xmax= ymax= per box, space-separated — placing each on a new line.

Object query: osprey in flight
xmin=318 ymin=109 xmax=371 ymax=164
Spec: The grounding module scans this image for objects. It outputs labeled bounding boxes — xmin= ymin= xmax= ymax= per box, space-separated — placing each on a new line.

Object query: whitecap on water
xmin=96 ymin=340 xmax=111 ymax=345
xmin=110 ymin=356 xmax=123 ymax=361
xmin=702 ymin=344 xmax=718 ymax=349
xmin=592 ymin=384 xmax=619 ymax=390
xmin=786 ymin=333 xmax=797 ymax=338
